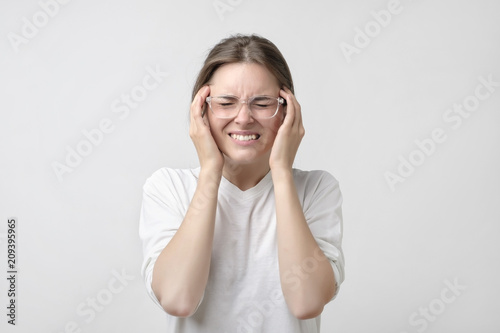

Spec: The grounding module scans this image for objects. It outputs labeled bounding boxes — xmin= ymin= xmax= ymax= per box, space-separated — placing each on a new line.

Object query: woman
xmin=139 ymin=34 xmax=344 ymax=332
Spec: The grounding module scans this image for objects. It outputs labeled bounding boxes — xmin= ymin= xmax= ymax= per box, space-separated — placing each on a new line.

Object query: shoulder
xmin=291 ymin=168 xmax=342 ymax=208
xmin=292 ymin=168 xmax=340 ymax=191
xmin=145 ymin=167 xmax=200 ymax=184
xmin=143 ymin=167 xmax=200 ymax=199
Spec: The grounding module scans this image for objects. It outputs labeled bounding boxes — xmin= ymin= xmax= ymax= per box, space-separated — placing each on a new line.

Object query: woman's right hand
xmin=189 ymin=86 xmax=224 ymax=174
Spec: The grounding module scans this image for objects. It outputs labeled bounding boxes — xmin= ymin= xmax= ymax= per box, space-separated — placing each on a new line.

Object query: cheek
xmin=208 ymin=117 xmax=230 ymax=142
xmin=261 ymin=118 xmax=282 ymax=144
xmin=269 ymin=115 xmax=283 ymax=134
xmin=207 ymin=113 xmax=220 ymax=131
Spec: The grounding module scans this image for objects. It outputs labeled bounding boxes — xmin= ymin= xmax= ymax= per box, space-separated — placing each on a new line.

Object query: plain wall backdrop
xmin=1 ymin=0 xmax=499 ymax=332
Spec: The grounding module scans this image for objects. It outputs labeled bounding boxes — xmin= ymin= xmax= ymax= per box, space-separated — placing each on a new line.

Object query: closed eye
xmin=252 ymin=98 xmax=274 ymax=108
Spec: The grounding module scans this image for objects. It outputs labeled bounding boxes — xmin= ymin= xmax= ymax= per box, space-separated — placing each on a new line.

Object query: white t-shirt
xmin=139 ymin=167 xmax=344 ymax=333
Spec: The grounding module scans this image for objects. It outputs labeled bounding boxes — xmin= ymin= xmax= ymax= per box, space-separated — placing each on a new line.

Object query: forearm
xmin=273 ymin=169 xmax=336 ymax=319
xmin=152 ymin=169 xmax=221 ymax=317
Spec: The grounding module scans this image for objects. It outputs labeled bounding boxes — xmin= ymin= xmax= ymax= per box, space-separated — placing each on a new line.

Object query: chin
xmin=223 ymin=150 xmax=268 ymax=166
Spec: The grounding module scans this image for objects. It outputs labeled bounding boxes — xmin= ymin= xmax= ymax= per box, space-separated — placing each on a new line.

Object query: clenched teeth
xmin=230 ymin=133 xmax=259 ymax=141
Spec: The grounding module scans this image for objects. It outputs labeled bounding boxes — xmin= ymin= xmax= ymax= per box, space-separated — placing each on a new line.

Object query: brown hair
xmin=191 ymin=34 xmax=294 ymax=101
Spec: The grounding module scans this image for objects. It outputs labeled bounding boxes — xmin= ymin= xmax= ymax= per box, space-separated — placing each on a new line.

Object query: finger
xmin=191 ymin=86 xmax=211 ymax=125
xmin=280 ymin=87 xmax=302 ymax=128
xmin=200 ymin=85 xmax=211 ymax=117
xmin=200 ymin=86 xmax=211 ymax=125
xmin=191 ymin=86 xmax=210 ymax=114
xmin=279 ymin=88 xmax=294 ymax=126
xmin=282 ymin=87 xmax=303 ymax=129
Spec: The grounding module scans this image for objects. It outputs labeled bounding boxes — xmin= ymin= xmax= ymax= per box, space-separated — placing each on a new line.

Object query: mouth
xmin=228 ymin=133 xmax=261 ymax=142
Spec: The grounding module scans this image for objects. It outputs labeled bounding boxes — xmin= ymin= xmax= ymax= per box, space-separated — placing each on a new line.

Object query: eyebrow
xmin=214 ymin=94 xmax=274 ymax=98
xmin=215 ymin=94 xmax=238 ymax=98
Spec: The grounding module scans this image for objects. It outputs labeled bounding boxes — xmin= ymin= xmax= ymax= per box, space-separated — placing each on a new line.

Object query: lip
xmin=228 ymin=131 xmax=260 ymax=135
xmin=228 ymin=131 xmax=260 ymax=146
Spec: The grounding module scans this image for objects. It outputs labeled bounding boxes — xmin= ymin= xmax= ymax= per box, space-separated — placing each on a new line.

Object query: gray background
xmin=1 ymin=0 xmax=499 ymax=332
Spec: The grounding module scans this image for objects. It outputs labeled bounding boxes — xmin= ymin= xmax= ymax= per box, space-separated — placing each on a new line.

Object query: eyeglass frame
xmin=204 ymin=95 xmax=286 ymax=119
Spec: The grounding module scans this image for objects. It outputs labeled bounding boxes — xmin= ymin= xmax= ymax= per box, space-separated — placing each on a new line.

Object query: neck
xmin=222 ymin=157 xmax=270 ymax=191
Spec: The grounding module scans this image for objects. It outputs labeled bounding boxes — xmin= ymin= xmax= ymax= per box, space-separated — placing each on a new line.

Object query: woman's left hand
xmin=269 ymin=87 xmax=305 ymax=172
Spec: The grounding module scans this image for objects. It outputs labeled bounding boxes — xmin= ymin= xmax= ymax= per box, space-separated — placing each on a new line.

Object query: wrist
xmin=199 ymin=168 xmax=222 ymax=184
xmin=271 ymin=167 xmax=294 ymax=183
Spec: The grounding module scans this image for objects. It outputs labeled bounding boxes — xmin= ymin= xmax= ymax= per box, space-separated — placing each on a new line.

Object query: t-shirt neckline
xmin=192 ymin=167 xmax=273 ymax=199
xmin=220 ymin=169 xmax=273 ymax=198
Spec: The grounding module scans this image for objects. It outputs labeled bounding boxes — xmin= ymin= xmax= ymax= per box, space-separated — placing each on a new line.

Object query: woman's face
xmin=207 ymin=62 xmax=284 ymax=167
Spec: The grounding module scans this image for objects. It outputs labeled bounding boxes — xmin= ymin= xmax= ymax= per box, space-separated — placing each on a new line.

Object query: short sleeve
xmin=299 ymin=170 xmax=345 ymax=300
xmin=138 ymin=168 xmax=192 ymax=309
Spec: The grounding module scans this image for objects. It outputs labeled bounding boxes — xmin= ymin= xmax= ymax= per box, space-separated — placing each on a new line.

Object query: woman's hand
xmin=269 ymin=87 xmax=305 ymax=172
xmin=189 ymin=86 xmax=224 ymax=174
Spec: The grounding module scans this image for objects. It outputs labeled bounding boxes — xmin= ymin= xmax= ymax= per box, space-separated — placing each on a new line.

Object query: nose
xmin=233 ymin=102 xmax=254 ymax=124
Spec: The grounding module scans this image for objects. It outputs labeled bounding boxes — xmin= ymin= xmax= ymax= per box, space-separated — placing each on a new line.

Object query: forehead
xmin=209 ymin=62 xmax=280 ymax=96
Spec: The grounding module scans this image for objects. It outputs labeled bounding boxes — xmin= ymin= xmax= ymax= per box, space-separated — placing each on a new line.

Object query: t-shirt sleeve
xmin=301 ymin=170 xmax=345 ymax=301
xmin=138 ymin=168 xmax=188 ymax=309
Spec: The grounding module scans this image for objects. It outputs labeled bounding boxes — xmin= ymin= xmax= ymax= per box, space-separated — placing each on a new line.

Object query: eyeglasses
xmin=205 ymin=95 xmax=285 ymax=119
